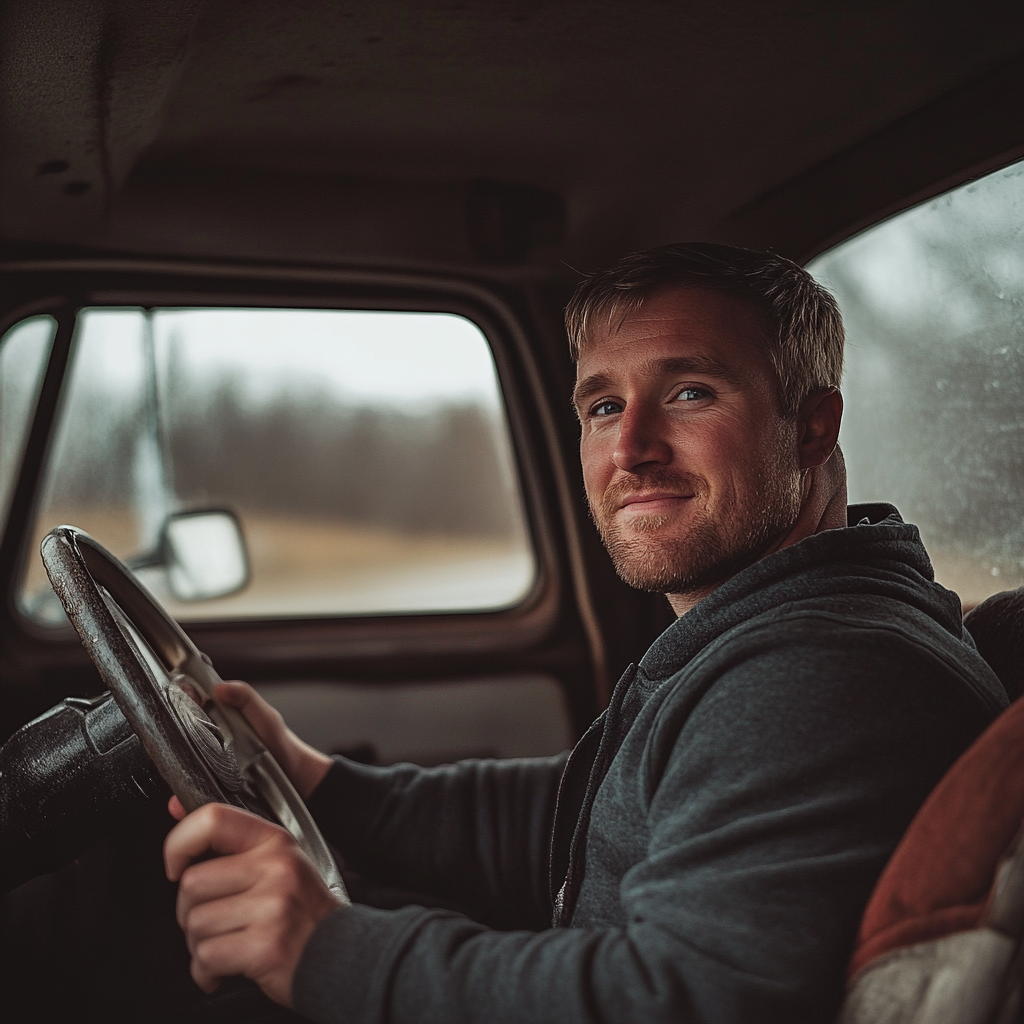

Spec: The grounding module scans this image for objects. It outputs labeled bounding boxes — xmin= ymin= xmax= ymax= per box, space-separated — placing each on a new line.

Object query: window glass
xmin=21 ymin=307 xmax=535 ymax=624
xmin=809 ymin=159 xmax=1024 ymax=607
xmin=0 ymin=316 xmax=55 ymax=534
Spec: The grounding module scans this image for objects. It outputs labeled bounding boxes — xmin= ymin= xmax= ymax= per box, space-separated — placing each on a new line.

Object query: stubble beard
xmin=590 ymin=461 xmax=803 ymax=597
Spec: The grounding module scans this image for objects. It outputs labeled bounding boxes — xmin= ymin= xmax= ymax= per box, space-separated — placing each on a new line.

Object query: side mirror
xmin=161 ymin=510 xmax=250 ymax=602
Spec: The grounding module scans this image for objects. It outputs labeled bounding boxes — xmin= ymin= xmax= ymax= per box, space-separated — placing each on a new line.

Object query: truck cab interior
xmin=1 ymin=1 xmax=1024 ymax=1020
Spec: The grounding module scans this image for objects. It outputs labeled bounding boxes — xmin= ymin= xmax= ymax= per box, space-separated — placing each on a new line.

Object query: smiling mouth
xmin=618 ymin=494 xmax=694 ymax=513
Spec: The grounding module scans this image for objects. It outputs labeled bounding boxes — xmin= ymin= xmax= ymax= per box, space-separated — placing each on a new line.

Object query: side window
xmin=21 ymin=307 xmax=536 ymax=624
xmin=0 ymin=316 xmax=55 ymax=534
xmin=809 ymin=159 xmax=1024 ymax=607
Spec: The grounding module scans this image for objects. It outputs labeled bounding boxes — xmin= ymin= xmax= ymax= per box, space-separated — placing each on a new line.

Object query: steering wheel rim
xmin=40 ymin=525 xmax=348 ymax=903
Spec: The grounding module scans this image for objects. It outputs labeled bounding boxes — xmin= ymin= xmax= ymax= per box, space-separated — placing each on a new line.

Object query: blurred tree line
xmin=168 ymin=377 xmax=521 ymax=538
xmin=44 ymin=360 xmax=523 ymax=540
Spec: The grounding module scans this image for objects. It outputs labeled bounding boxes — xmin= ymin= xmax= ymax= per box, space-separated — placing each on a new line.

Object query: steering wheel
xmin=40 ymin=524 xmax=349 ymax=903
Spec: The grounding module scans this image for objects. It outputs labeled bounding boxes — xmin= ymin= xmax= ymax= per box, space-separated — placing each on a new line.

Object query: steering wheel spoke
xmin=40 ymin=525 xmax=348 ymax=903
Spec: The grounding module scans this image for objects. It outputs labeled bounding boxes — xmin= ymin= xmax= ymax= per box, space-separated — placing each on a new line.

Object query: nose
xmin=613 ymin=402 xmax=672 ymax=472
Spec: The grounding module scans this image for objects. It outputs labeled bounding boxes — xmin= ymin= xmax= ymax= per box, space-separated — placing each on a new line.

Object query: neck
xmin=666 ymin=449 xmax=848 ymax=618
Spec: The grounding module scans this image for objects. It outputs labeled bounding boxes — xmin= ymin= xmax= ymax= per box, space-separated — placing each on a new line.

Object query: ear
xmin=796 ymin=388 xmax=843 ymax=469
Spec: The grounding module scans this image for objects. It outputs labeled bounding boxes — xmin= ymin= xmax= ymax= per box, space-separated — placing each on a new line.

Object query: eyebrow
xmin=572 ymin=355 xmax=746 ymax=412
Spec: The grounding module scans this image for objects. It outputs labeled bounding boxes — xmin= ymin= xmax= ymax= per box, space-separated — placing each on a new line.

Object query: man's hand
xmin=165 ymin=799 xmax=342 ymax=1006
xmin=215 ymin=680 xmax=333 ymax=799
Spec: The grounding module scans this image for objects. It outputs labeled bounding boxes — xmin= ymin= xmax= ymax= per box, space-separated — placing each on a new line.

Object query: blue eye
xmin=675 ymin=387 xmax=710 ymax=402
xmin=592 ymin=400 xmax=623 ymax=417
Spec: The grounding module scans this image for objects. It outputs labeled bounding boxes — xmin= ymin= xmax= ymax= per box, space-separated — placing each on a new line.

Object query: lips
xmin=595 ymin=470 xmax=702 ymax=522
xmin=618 ymin=493 xmax=693 ymax=512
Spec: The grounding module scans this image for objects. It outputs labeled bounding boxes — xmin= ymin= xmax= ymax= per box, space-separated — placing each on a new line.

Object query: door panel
xmin=256 ymin=674 xmax=572 ymax=767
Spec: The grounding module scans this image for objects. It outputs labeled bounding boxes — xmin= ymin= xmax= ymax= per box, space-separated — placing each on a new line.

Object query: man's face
xmin=574 ymin=286 xmax=804 ymax=597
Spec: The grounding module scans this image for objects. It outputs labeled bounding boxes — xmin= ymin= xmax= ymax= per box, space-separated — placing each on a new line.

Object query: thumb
xmin=214 ymin=680 xmax=285 ymax=742
xmin=168 ymin=794 xmax=188 ymax=821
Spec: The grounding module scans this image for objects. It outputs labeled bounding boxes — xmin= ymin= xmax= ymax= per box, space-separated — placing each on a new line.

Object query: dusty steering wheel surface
xmin=40 ymin=525 xmax=348 ymax=903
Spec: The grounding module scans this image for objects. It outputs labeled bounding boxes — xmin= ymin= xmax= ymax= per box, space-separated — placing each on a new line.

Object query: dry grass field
xmin=24 ymin=507 xmax=535 ymax=621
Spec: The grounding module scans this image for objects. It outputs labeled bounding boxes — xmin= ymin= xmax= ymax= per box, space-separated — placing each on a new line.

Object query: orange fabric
xmin=849 ymin=696 xmax=1024 ymax=979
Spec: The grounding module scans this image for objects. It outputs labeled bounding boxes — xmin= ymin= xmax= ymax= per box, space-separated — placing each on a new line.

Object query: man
xmin=164 ymin=244 xmax=1006 ymax=1023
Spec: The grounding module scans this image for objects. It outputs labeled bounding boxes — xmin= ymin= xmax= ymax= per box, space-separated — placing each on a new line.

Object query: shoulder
xmin=684 ymin=595 xmax=1003 ymax=713
xmin=639 ymin=597 xmax=1004 ymax=797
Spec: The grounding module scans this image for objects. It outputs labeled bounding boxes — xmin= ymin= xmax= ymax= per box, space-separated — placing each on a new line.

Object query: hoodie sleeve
xmin=305 ymin=753 xmax=567 ymax=930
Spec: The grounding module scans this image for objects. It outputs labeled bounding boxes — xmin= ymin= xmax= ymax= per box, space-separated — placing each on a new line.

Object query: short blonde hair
xmin=565 ymin=242 xmax=844 ymax=418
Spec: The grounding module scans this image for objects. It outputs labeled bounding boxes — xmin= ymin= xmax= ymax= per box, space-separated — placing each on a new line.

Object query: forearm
xmin=305 ymin=753 xmax=567 ymax=929
xmin=293 ymin=903 xmax=812 ymax=1024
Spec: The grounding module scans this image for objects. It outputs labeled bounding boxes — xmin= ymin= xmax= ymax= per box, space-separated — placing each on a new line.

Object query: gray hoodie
xmin=296 ymin=504 xmax=1006 ymax=1024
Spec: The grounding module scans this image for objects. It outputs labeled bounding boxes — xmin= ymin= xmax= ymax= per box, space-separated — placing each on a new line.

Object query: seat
xmin=965 ymin=588 xmax=1024 ymax=703
xmin=838 ymin=587 xmax=1024 ymax=1024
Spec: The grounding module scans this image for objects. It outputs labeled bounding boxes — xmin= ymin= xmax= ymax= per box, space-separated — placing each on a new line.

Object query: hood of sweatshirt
xmin=639 ymin=503 xmax=992 ymax=701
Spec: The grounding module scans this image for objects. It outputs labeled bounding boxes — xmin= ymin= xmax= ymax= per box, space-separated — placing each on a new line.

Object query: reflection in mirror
xmin=164 ymin=510 xmax=249 ymax=602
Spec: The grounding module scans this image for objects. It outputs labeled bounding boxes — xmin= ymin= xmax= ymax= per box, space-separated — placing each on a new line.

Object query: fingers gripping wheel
xmin=40 ymin=525 xmax=348 ymax=903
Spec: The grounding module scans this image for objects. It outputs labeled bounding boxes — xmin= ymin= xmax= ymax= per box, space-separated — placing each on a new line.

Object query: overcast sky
xmin=73 ymin=307 xmax=504 ymax=411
